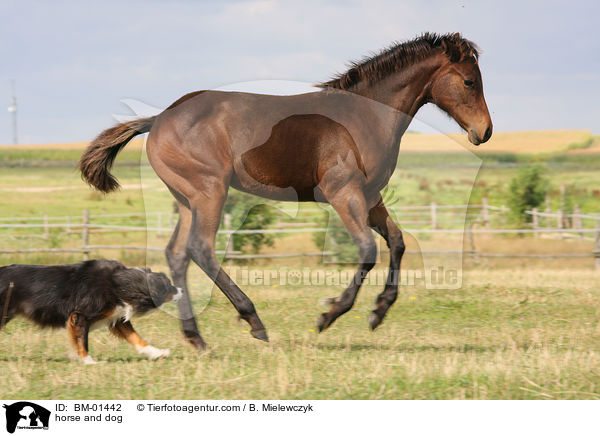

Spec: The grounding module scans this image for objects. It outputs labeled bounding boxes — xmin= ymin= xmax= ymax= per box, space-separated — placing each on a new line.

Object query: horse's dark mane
xmin=317 ymin=32 xmax=479 ymax=90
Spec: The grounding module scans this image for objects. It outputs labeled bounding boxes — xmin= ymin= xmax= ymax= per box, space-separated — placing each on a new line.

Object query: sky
xmin=0 ymin=0 xmax=598 ymax=144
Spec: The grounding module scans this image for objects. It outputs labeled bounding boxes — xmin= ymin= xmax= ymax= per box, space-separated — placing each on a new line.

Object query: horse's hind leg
xmin=186 ymin=181 xmax=268 ymax=342
xmin=367 ymin=200 xmax=405 ymax=330
xmin=317 ymin=183 xmax=377 ymax=332
xmin=166 ymin=203 xmax=207 ymax=350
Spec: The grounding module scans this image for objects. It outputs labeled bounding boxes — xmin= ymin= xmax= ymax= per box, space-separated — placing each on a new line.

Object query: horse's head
xmin=429 ymin=40 xmax=493 ymax=145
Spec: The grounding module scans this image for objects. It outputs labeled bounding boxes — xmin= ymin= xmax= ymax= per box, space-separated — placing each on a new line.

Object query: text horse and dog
xmin=80 ymin=33 xmax=492 ymax=350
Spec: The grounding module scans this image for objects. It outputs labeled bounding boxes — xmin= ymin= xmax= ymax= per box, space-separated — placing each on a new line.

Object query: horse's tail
xmin=79 ymin=116 xmax=156 ymax=193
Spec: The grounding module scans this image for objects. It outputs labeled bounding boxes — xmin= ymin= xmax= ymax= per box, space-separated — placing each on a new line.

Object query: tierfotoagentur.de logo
xmin=2 ymin=402 xmax=50 ymax=434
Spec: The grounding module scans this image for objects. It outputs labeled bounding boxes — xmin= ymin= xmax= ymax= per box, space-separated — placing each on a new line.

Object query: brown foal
xmin=80 ymin=33 xmax=492 ymax=350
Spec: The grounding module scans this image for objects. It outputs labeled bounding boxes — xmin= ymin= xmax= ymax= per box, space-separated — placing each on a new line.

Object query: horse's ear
xmin=441 ymin=33 xmax=464 ymax=62
xmin=441 ymin=38 xmax=462 ymax=63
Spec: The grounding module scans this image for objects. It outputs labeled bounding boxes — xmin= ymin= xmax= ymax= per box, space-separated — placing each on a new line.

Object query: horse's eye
xmin=464 ymin=79 xmax=474 ymax=88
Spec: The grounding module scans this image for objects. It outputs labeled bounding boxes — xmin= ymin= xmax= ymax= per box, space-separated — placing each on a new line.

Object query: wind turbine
xmin=7 ymin=79 xmax=18 ymax=144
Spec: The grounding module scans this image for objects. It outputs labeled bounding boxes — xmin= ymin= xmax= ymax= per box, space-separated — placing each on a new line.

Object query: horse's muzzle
xmin=468 ymin=124 xmax=493 ymax=145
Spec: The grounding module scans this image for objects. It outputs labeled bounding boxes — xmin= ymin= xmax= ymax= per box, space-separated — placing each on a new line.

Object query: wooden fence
xmin=1 ymin=201 xmax=599 ymax=267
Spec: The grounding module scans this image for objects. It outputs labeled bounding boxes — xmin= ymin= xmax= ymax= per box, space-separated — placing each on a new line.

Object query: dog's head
xmin=115 ymin=266 xmax=183 ymax=315
xmin=144 ymin=269 xmax=183 ymax=307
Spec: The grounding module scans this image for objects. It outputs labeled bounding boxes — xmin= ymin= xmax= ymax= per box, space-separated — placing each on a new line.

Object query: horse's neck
xmin=338 ymin=58 xmax=443 ymax=168
xmin=349 ymin=55 xmax=443 ymax=120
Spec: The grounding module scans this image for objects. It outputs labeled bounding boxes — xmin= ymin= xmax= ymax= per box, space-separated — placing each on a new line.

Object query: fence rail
xmin=1 ymin=200 xmax=599 ymax=267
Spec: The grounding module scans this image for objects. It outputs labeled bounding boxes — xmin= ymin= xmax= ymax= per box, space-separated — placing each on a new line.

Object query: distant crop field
xmin=2 ymin=137 xmax=145 ymax=151
xmin=1 ymin=130 xmax=592 ymax=156
xmin=400 ymin=129 xmax=593 ymax=154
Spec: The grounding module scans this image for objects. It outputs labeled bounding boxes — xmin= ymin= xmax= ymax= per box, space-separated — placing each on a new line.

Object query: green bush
xmin=507 ymin=164 xmax=549 ymax=224
xmin=312 ymin=212 xmax=358 ymax=264
xmin=222 ymin=190 xmax=277 ymax=254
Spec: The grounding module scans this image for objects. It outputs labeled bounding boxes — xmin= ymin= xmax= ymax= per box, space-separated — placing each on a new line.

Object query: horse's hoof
xmin=184 ymin=331 xmax=208 ymax=351
xmin=317 ymin=313 xmax=332 ymax=332
xmin=368 ymin=312 xmax=384 ymax=331
xmin=251 ymin=328 xmax=269 ymax=342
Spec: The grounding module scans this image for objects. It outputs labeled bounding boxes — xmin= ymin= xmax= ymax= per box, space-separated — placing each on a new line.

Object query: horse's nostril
xmin=483 ymin=126 xmax=492 ymax=142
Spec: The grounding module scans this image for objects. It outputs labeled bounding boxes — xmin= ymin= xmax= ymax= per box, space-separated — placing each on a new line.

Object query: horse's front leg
xmin=317 ymin=182 xmax=377 ymax=332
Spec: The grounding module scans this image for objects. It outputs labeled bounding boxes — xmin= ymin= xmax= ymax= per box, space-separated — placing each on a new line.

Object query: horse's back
xmin=145 ymin=89 xmax=401 ymax=202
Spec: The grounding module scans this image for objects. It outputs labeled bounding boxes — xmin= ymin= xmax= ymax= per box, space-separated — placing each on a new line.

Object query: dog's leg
xmin=66 ymin=312 xmax=96 ymax=364
xmin=110 ymin=320 xmax=170 ymax=360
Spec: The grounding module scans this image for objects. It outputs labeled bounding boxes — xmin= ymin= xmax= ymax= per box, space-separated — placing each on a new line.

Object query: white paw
xmin=81 ymin=355 xmax=98 ymax=365
xmin=139 ymin=345 xmax=170 ymax=360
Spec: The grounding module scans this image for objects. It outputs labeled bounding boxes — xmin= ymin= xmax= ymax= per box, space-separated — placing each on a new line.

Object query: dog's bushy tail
xmin=79 ymin=116 xmax=156 ymax=193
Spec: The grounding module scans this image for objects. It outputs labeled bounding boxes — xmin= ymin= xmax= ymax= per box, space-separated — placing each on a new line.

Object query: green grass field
xmin=1 ymin=130 xmax=600 ymax=399
xmin=2 ymin=269 xmax=599 ymax=399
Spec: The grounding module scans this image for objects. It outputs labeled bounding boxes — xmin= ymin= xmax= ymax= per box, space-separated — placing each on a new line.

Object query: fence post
xmin=82 ymin=210 xmax=90 ymax=260
xmin=430 ymin=202 xmax=437 ymax=230
xmin=482 ymin=197 xmax=490 ymax=228
xmin=595 ymin=219 xmax=600 ymax=270
xmin=532 ymin=208 xmax=539 ymax=237
xmin=224 ymin=213 xmax=233 ymax=264
xmin=573 ymin=204 xmax=583 ymax=238
xmin=467 ymin=222 xmax=478 ymax=264
xmin=43 ymin=214 xmax=49 ymax=240
xmin=544 ymin=193 xmax=551 ymax=229
xmin=560 ymin=184 xmax=569 ymax=229
xmin=557 ymin=208 xmax=564 ymax=240
xmin=157 ymin=212 xmax=163 ymax=237
xmin=66 ymin=215 xmax=71 ymax=232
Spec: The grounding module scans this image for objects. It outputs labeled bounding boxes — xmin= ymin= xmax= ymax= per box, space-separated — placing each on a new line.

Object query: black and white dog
xmin=0 ymin=259 xmax=182 ymax=364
